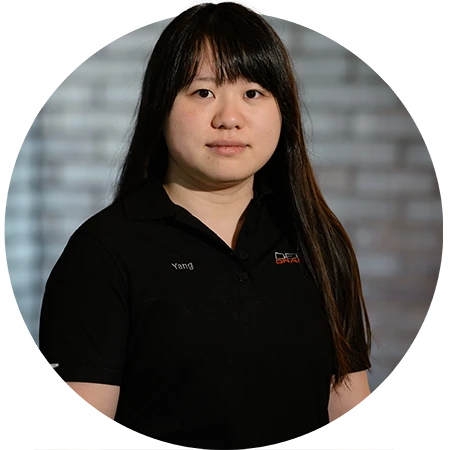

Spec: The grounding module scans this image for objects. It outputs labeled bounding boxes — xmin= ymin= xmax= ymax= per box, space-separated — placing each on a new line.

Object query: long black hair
xmin=114 ymin=2 xmax=371 ymax=388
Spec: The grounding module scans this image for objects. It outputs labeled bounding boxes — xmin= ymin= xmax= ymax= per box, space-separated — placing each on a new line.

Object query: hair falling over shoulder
xmin=114 ymin=2 xmax=372 ymax=389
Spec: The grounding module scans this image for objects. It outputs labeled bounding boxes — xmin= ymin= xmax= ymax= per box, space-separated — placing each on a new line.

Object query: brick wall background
xmin=5 ymin=16 xmax=442 ymax=391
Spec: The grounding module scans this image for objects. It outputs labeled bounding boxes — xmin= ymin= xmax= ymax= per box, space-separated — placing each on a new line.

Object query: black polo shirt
xmin=39 ymin=174 xmax=369 ymax=449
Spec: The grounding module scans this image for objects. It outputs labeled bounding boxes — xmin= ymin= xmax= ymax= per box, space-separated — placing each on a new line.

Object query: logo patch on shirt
xmin=171 ymin=262 xmax=195 ymax=270
xmin=275 ymin=252 xmax=301 ymax=264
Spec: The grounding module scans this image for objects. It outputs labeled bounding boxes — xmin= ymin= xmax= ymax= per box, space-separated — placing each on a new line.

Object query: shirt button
xmin=243 ymin=226 xmax=250 ymax=235
xmin=239 ymin=250 xmax=248 ymax=260
xmin=238 ymin=272 xmax=249 ymax=282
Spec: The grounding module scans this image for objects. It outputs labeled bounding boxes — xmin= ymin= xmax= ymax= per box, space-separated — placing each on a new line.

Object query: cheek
xmin=167 ymin=108 xmax=204 ymax=142
xmin=271 ymin=106 xmax=282 ymax=134
xmin=259 ymin=108 xmax=282 ymax=146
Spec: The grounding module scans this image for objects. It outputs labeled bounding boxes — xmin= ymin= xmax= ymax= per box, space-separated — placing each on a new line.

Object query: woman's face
xmin=163 ymin=54 xmax=282 ymax=188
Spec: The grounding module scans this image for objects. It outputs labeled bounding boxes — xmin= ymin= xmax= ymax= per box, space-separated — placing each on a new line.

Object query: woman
xmin=39 ymin=2 xmax=372 ymax=448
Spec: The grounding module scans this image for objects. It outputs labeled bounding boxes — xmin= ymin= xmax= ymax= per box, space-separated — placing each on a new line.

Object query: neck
xmin=164 ymin=175 xmax=253 ymax=218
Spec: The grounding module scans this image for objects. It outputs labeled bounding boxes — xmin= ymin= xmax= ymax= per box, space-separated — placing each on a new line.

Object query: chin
xmin=201 ymin=170 xmax=254 ymax=185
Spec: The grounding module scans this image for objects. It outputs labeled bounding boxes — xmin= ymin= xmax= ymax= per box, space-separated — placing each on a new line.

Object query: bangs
xmin=176 ymin=8 xmax=285 ymax=93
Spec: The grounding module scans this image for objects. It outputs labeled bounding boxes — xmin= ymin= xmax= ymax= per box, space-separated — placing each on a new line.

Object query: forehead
xmin=195 ymin=44 xmax=218 ymax=75
xmin=190 ymin=44 xmax=253 ymax=85
xmin=192 ymin=50 xmax=244 ymax=83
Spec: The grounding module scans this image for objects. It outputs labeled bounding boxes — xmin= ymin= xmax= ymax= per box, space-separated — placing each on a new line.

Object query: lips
xmin=206 ymin=140 xmax=247 ymax=148
xmin=209 ymin=145 xmax=246 ymax=156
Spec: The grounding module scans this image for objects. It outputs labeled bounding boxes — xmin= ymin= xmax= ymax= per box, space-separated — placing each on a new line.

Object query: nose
xmin=211 ymin=98 xmax=244 ymax=130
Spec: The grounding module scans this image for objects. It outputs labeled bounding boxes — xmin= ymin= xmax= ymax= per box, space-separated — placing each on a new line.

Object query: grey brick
xmin=324 ymin=195 xmax=398 ymax=220
xmin=316 ymin=167 xmax=352 ymax=193
xmin=41 ymin=216 xmax=89 ymax=244
xmin=307 ymin=112 xmax=348 ymax=137
xmin=354 ymin=225 xmax=442 ymax=251
xmin=356 ymin=252 xmax=401 ymax=277
xmin=372 ymin=338 xmax=414 ymax=367
xmin=69 ymin=58 xmax=146 ymax=83
xmin=8 ymin=164 xmax=40 ymax=186
xmin=41 ymin=111 xmax=129 ymax=138
xmin=41 ymin=138 xmax=95 ymax=160
xmin=42 ymin=244 xmax=70 ymax=270
xmin=103 ymin=84 xmax=139 ymax=111
xmin=59 ymin=164 xmax=115 ymax=186
xmin=5 ymin=219 xmax=39 ymax=240
xmin=42 ymin=189 xmax=93 ymax=209
xmin=363 ymin=279 xmax=437 ymax=306
xmin=6 ymin=243 xmax=41 ymax=265
xmin=354 ymin=169 xmax=437 ymax=196
xmin=350 ymin=112 xmax=421 ymax=138
xmin=42 ymin=136 xmax=125 ymax=163
xmin=5 ymin=190 xmax=35 ymax=212
xmin=405 ymin=199 xmax=443 ymax=221
xmin=306 ymin=84 xmax=398 ymax=109
xmin=404 ymin=253 xmax=443 ymax=277
xmin=44 ymin=83 xmax=94 ymax=110
xmin=299 ymin=28 xmax=347 ymax=54
xmin=312 ymin=140 xmax=396 ymax=166
xmin=102 ymin=20 xmax=170 ymax=55
xmin=355 ymin=60 xmax=383 ymax=81
xmin=9 ymin=269 xmax=41 ymax=292
xmin=387 ymin=298 xmax=432 ymax=335
xmin=293 ymin=57 xmax=347 ymax=81
xmin=98 ymin=138 xmax=129 ymax=160
xmin=405 ymin=143 xmax=434 ymax=168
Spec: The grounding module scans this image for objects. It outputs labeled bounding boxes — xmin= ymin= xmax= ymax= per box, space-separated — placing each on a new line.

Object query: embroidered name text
xmin=172 ymin=262 xmax=194 ymax=270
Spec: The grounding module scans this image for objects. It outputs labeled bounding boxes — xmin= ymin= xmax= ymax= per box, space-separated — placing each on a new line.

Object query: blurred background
xmin=5 ymin=16 xmax=442 ymax=392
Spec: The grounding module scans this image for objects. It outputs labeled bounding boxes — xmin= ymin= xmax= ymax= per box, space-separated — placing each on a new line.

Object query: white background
xmin=0 ymin=0 xmax=450 ymax=449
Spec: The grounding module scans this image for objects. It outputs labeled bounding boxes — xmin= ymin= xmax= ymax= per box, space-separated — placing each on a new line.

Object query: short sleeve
xmin=330 ymin=293 xmax=372 ymax=376
xmin=39 ymin=230 xmax=129 ymax=385
xmin=344 ymin=300 xmax=372 ymax=374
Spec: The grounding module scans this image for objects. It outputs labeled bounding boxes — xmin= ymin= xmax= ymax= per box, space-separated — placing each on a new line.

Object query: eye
xmin=247 ymin=89 xmax=264 ymax=98
xmin=194 ymin=89 xmax=211 ymax=98
xmin=194 ymin=89 xmax=264 ymax=100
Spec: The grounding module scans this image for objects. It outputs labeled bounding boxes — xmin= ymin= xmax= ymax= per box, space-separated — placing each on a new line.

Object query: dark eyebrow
xmin=192 ymin=76 xmax=217 ymax=82
xmin=189 ymin=76 xmax=263 ymax=89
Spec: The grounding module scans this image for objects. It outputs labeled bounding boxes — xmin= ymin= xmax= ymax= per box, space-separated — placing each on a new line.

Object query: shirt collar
xmin=123 ymin=173 xmax=274 ymax=221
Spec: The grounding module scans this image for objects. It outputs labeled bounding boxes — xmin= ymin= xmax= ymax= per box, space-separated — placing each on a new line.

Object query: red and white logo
xmin=275 ymin=252 xmax=301 ymax=264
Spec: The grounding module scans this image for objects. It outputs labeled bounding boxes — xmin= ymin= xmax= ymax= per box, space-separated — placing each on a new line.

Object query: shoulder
xmin=50 ymin=198 xmax=131 ymax=279
xmin=73 ymin=178 xmax=169 ymax=241
xmin=72 ymin=183 xmax=151 ymax=247
xmin=76 ymin=199 xmax=126 ymax=239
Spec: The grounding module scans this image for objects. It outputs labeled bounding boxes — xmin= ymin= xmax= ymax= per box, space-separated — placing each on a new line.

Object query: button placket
xmin=238 ymin=271 xmax=249 ymax=282
xmin=239 ymin=250 xmax=249 ymax=260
